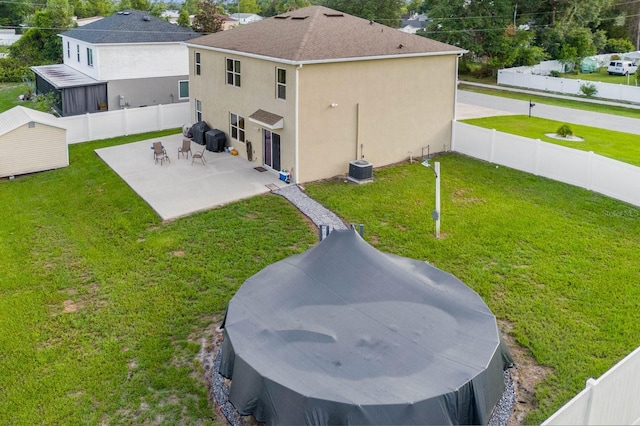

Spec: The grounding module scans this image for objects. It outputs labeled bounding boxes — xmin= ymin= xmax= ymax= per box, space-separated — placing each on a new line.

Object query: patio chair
xmin=153 ymin=141 xmax=170 ymax=165
xmin=178 ymin=138 xmax=192 ymax=159
xmin=192 ymin=147 xmax=206 ymax=165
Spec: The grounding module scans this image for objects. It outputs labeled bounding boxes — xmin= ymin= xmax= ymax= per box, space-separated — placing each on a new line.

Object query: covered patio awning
xmin=249 ymin=109 xmax=284 ymax=130
xmin=31 ymin=64 xmax=105 ymax=89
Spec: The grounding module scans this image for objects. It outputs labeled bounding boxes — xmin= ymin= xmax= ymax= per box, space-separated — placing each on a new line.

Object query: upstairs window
xmin=195 ymin=52 xmax=201 ymax=75
xmin=87 ymin=48 xmax=93 ymax=67
xmin=276 ymin=68 xmax=286 ymax=100
xmin=226 ymin=58 xmax=241 ymax=87
xmin=230 ymin=112 xmax=245 ymax=142
xmin=66 ymin=41 xmax=70 ymax=58
xmin=195 ymin=99 xmax=202 ymax=122
xmin=76 ymin=45 xmax=80 ymax=62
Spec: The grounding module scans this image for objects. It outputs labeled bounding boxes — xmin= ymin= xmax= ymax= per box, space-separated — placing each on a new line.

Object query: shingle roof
xmin=0 ymin=106 xmax=65 ymax=138
xmin=60 ymin=10 xmax=197 ymax=44
xmin=187 ymin=6 xmax=463 ymax=63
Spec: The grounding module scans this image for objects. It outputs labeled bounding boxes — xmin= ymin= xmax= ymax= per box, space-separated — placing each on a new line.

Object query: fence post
xmin=123 ymin=108 xmax=129 ymax=136
xmin=85 ymin=113 xmax=93 ymax=142
xmin=587 ymin=151 xmax=594 ymax=191
xmin=450 ymin=120 xmax=457 ymax=152
xmin=584 ymin=378 xmax=598 ymax=425
xmin=490 ymin=129 xmax=496 ymax=163
xmin=534 ymin=139 xmax=541 ymax=176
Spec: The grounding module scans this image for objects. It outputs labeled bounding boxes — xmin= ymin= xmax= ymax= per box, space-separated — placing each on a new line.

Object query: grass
xmin=563 ymin=67 xmax=639 ymax=85
xmin=305 ymin=154 xmax=640 ymax=423
xmin=458 ymin=83 xmax=640 ymax=119
xmin=461 ymin=115 xmax=640 ymax=167
xmin=0 ymin=131 xmax=317 ymax=425
xmin=0 ymin=83 xmax=32 ymax=112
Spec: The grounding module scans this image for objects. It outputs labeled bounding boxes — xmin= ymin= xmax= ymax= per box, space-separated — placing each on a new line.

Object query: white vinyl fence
xmin=497 ymin=70 xmax=640 ymax=103
xmin=542 ymin=346 xmax=640 ymax=425
xmin=452 ymin=122 xmax=640 ymax=208
xmin=60 ymin=102 xmax=190 ymax=144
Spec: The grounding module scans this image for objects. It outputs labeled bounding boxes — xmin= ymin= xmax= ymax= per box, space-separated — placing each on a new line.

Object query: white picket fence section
xmin=59 ymin=102 xmax=190 ymax=144
xmin=451 ymin=122 xmax=640 ymax=208
xmin=542 ymin=346 xmax=640 ymax=425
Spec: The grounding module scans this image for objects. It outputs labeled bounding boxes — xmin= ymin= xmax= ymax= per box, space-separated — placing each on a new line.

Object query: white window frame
xmin=195 ymin=99 xmax=202 ymax=122
xmin=276 ymin=67 xmax=286 ymax=100
xmin=195 ymin=51 xmax=201 ymax=76
xmin=87 ymin=48 xmax=93 ymax=67
xmin=67 ymin=41 xmax=70 ymax=58
xmin=76 ymin=45 xmax=80 ymax=62
xmin=230 ymin=112 xmax=245 ymax=142
xmin=178 ymin=80 xmax=189 ymax=100
xmin=226 ymin=58 xmax=241 ymax=87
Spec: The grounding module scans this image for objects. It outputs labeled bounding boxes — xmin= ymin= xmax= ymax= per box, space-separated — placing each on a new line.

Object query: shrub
xmin=604 ymin=38 xmax=635 ymax=54
xmin=550 ymin=70 xmax=561 ymax=77
xmin=610 ymin=54 xmax=621 ymax=60
xmin=557 ymin=124 xmax=573 ymax=137
xmin=580 ymin=82 xmax=598 ymax=97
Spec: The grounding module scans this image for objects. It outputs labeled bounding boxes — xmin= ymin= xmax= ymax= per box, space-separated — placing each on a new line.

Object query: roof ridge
xmin=292 ymin=6 xmax=323 ymax=62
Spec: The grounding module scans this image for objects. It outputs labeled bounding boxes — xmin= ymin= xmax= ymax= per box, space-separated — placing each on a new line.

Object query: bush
xmin=0 ymin=57 xmax=32 ymax=83
xmin=557 ymin=124 xmax=573 ymax=137
xmin=580 ymin=82 xmax=598 ymax=97
xmin=604 ymin=38 xmax=635 ymax=54
xmin=550 ymin=70 xmax=561 ymax=77
xmin=610 ymin=54 xmax=621 ymax=60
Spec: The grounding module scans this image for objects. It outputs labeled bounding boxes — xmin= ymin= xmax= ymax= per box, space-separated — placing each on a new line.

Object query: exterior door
xmin=263 ymin=130 xmax=281 ymax=171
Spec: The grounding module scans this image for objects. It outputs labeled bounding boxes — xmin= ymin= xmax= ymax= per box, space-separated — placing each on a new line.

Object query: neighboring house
xmin=0 ymin=106 xmax=68 ymax=178
xmin=31 ymin=10 xmax=197 ymax=117
xmin=229 ymin=13 xmax=263 ymax=25
xmin=186 ymin=6 xmax=464 ymax=183
xmin=400 ymin=13 xmax=429 ymax=34
xmin=216 ymin=14 xmax=239 ymax=30
xmin=0 ymin=29 xmax=21 ymax=46
xmin=73 ymin=16 xmax=104 ymax=26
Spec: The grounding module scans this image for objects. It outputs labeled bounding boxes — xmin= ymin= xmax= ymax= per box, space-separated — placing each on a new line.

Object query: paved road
xmin=457 ymin=90 xmax=640 ymax=135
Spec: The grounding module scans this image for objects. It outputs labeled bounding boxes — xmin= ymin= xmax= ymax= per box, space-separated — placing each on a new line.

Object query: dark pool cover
xmin=219 ymin=230 xmax=513 ymax=425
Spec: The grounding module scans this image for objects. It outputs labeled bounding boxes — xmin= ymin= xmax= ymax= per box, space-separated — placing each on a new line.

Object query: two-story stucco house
xmin=31 ymin=10 xmax=197 ymax=116
xmin=186 ymin=6 xmax=464 ymax=183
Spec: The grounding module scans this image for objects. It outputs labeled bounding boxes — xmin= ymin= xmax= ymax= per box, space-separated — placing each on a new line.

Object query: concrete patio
xmin=95 ymin=133 xmax=288 ymax=221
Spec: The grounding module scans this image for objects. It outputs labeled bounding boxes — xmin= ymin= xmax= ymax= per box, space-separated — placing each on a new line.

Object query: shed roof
xmin=187 ymin=5 xmax=464 ymax=64
xmin=31 ymin=64 xmax=105 ymax=89
xmin=0 ymin=106 xmax=66 ymax=138
xmin=60 ymin=9 xmax=197 ymax=44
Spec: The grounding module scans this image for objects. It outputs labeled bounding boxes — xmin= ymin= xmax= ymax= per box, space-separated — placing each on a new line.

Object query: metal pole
xmin=435 ymin=162 xmax=441 ymax=239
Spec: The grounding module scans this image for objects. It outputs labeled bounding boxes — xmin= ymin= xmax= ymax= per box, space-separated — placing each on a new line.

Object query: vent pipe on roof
xmin=143 ymin=15 xmax=151 ymax=21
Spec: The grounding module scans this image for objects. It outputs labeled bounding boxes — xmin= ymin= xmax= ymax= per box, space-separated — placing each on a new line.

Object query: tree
xmin=178 ymin=6 xmax=191 ymax=27
xmin=319 ymin=0 xmax=404 ymax=28
xmin=192 ymin=0 xmax=223 ymax=33
xmin=0 ymin=0 xmax=32 ymax=27
xmin=604 ymin=38 xmax=635 ymax=54
xmin=9 ymin=0 xmax=74 ymax=65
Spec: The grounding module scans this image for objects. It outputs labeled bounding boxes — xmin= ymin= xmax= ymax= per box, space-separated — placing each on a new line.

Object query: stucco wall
xmin=62 ymin=39 xmax=190 ymax=81
xmin=297 ymin=55 xmax=457 ymax=183
xmin=188 ymin=46 xmax=457 ymax=183
xmin=108 ymin=76 xmax=189 ymax=110
xmin=0 ymin=123 xmax=68 ymax=178
xmin=189 ymin=48 xmax=296 ymax=168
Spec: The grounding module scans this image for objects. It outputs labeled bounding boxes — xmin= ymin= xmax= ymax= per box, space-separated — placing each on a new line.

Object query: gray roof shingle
xmin=60 ymin=10 xmax=197 ymax=44
xmin=187 ymin=6 xmax=463 ymax=63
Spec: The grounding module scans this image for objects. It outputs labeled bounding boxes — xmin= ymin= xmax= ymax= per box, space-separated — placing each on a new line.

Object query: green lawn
xmin=0 ymin=131 xmax=317 ymax=425
xmin=0 ymin=83 xmax=32 ymax=112
xmin=564 ymin=67 xmax=639 ymax=85
xmin=3 ymin=128 xmax=640 ymax=424
xmin=461 ymin=115 xmax=640 ymax=167
xmin=305 ymin=155 xmax=640 ymax=423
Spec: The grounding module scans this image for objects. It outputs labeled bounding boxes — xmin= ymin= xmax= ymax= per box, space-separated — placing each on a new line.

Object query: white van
xmin=607 ymin=60 xmax=638 ymax=75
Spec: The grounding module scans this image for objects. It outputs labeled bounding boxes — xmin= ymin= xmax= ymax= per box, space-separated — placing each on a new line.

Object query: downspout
xmin=355 ymin=103 xmax=360 ymax=160
xmin=294 ymin=64 xmax=302 ymax=184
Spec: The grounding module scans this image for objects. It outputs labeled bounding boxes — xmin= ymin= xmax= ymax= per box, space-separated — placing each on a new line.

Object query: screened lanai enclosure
xmin=219 ymin=229 xmax=513 ymax=425
xmin=31 ymin=64 xmax=107 ymax=116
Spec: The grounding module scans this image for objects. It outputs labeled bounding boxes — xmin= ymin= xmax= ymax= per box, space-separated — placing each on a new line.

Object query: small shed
xmin=581 ymin=57 xmax=598 ymax=73
xmin=0 ymin=106 xmax=68 ymax=178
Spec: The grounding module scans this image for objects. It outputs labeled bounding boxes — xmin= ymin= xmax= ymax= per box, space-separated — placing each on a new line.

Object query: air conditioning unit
xmin=348 ymin=160 xmax=373 ymax=183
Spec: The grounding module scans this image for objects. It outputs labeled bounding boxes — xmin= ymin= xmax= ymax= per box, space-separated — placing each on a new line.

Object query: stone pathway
xmin=274 ymin=185 xmax=348 ymax=231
